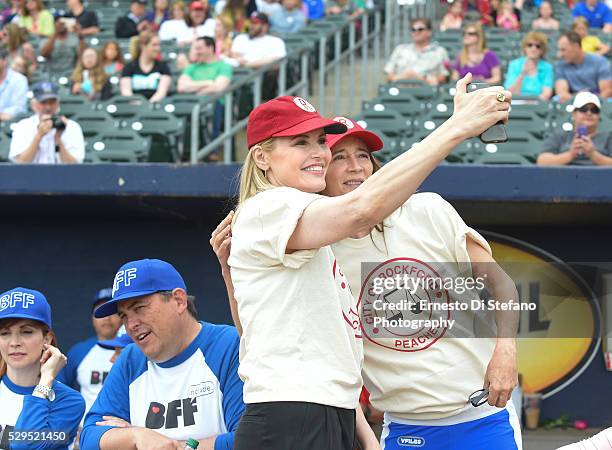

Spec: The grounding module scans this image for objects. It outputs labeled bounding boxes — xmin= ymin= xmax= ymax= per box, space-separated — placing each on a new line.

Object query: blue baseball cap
xmin=98 ymin=325 xmax=133 ymax=349
xmin=32 ymin=81 xmax=59 ymax=102
xmin=92 ymin=288 xmax=113 ymax=307
xmin=0 ymin=287 xmax=52 ymax=328
xmin=94 ymin=259 xmax=186 ymax=318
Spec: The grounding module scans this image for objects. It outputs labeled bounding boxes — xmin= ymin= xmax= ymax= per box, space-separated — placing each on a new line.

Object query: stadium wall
xmin=1 ymin=164 xmax=610 ymax=426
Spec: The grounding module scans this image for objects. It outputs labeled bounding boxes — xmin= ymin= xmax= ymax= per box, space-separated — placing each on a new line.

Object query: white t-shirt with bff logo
xmin=229 ymin=187 xmax=363 ymax=409
xmin=332 ymin=192 xmax=500 ymax=421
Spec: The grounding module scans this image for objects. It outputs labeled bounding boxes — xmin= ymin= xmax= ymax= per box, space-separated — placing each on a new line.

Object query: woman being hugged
xmin=220 ymin=74 xmax=511 ymax=450
xmin=0 ymin=287 xmax=85 ymax=450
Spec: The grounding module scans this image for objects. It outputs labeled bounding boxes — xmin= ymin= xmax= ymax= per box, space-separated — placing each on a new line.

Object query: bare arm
xmin=356 ymin=407 xmax=381 ymax=450
xmin=100 ymin=427 xmax=182 ymax=450
xmin=486 ymin=66 xmax=502 ymax=85
xmin=245 ymin=56 xmax=282 ymax=69
xmin=598 ymin=78 xmax=612 ymax=99
xmin=555 ymin=79 xmax=572 ymax=103
xmin=590 ymin=150 xmax=612 ymax=165
xmin=39 ymin=35 xmax=56 ymax=58
xmin=119 ymin=77 xmax=133 ymax=96
xmin=197 ymin=76 xmax=231 ymax=95
xmin=539 ymin=87 xmax=553 ymax=101
xmin=467 ymin=237 xmax=518 ymax=408
xmin=177 ymin=74 xmax=211 ymax=93
xmin=149 ymin=74 xmax=172 ymax=102
xmin=286 ymin=75 xmax=512 ymax=251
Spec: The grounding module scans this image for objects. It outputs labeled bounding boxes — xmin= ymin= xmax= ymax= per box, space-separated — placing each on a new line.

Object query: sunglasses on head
xmin=577 ymin=105 xmax=600 ymax=114
xmin=411 ymin=26 xmax=429 ymax=32
xmin=525 ymin=42 xmax=542 ymax=49
xmin=469 ymin=388 xmax=489 ymax=407
xmin=464 ymin=31 xmax=479 ymax=37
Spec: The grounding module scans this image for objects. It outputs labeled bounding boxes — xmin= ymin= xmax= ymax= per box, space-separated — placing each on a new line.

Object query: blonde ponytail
xmin=237 ymin=138 xmax=276 ymax=207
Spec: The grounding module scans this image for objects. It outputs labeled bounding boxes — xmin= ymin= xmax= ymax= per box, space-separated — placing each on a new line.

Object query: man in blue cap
xmin=80 ymin=259 xmax=244 ymax=450
xmin=98 ymin=325 xmax=134 ymax=364
xmin=57 ymin=288 xmax=122 ymax=419
xmin=9 ymin=81 xmax=85 ymax=164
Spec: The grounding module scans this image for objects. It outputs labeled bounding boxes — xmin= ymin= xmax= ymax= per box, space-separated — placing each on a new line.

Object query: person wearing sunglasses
xmin=537 ymin=92 xmax=612 ymax=166
xmin=504 ymin=31 xmax=553 ymax=101
xmin=555 ymin=31 xmax=612 ymax=104
xmin=384 ymin=18 xmax=449 ymax=86
xmin=452 ymin=22 xmax=501 ymax=85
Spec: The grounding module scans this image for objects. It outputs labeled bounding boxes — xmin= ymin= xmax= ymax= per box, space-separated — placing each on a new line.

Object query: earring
xmin=264 ymin=168 xmax=268 ymax=178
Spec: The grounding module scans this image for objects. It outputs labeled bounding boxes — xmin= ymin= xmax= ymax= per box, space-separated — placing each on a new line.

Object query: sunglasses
xmin=577 ymin=105 xmax=600 ymax=114
xmin=469 ymin=388 xmax=489 ymax=407
xmin=464 ymin=31 xmax=479 ymax=37
xmin=411 ymin=26 xmax=429 ymax=32
xmin=525 ymin=43 xmax=542 ymax=49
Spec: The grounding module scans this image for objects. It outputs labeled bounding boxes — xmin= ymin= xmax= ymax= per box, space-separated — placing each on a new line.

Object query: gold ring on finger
xmin=496 ymin=92 xmax=506 ymax=103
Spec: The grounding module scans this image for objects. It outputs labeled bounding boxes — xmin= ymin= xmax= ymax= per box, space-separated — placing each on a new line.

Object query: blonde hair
xmin=460 ymin=22 xmax=487 ymax=67
xmin=4 ymin=23 xmax=28 ymax=52
xmin=522 ymin=31 xmax=549 ymax=56
xmin=237 ymin=138 xmax=276 ymax=207
xmin=131 ymin=31 xmax=158 ymax=60
xmin=571 ymin=16 xmax=590 ymax=33
xmin=71 ymin=47 xmax=109 ymax=94
xmin=0 ymin=318 xmax=58 ymax=378
xmin=21 ymin=0 xmax=44 ymax=16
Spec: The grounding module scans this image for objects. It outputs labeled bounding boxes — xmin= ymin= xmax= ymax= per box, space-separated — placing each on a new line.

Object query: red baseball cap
xmin=246 ymin=96 xmax=347 ymax=147
xmin=189 ymin=1 xmax=206 ymax=10
xmin=326 ymin=116 xmax=384 ymax=152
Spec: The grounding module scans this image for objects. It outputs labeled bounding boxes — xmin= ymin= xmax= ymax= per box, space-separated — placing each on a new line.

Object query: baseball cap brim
xmin=327 ymin=129 xmax=384 ymax=152
xmin=0 ymin=312 xmax=50 ymax=328
xmin=93 ymin=288 xmax=158 ymax=318
xmin=98 ymin=334 xmax=133 ymax=350
xmin=272 ymin=116 xmax=347 ymax=139
xmin=36 ymin=93 xmax=59 ymax=102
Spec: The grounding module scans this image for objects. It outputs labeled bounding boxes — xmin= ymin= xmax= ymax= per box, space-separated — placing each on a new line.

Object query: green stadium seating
xmin=127 ymin=110 xmax=186 ymax=162
xmin=100 ymin=95 xmax=154 ymax=126
xmin=0 ymin=133 xmax=10 ymax=162
xmin=86 ymin=129 xmax=152 ymax=163
xmin=72 ymin=111 xmax=120 ymax=138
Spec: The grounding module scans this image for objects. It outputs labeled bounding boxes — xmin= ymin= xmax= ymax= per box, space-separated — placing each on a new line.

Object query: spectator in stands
xmin=255 ymin=0 xmax=282 ymax=17
xmin=115 ymin=0 xmax=151 ymax=39
xmin=40 ymin=16 xmax=84 ymax=75
xmin=572 ymin=0 xmax=612 ymax=32
xmin=57 ymin=289 xmax=121 ymax=437
xmin=230 ymin=12 xmax=286 ymax=68
xmin=71 ymin=47 xmax=112 ymax=100
xmin=178 ymin=36 xmax=232 ymax=94
xmin=271 ymin=0 xmax=306 ymax=34
xmin=555 ymin=31 xmax=612 ymax=102
xmin=1 ymin=23 xmax=36 ymax=79
xmin=303 ymin=0 xmax=325 ymax=20
xmin=65 ymin=0 xmax=100 ymax=36
xmin=1 ymin=0 xmax=24 ymax=26
xmin=384 ymin=18 xmax=449 ymax=85
xmin=178 ymin=0 xmax=216 ymax=45
xmin=10 ymin=81 xmax=85 ymax=164
xmin=573 ymin=16 xmax=610 ymax=55
xmin=80 ymin=258 xmax=244 ymax=450
xmin=0 ymin=287 xmax=85 ymax=450
xmin=145 ymin=0 xmax=170 ymax=30
xmin=505 ymin=31 xmax=553 ymax=100
xmin=532 ymin=1 xmax=560 ymax=30
xmin=452 ymin=22 xmax=502 ymax=85
xmin=214 ymin=16 xmax=233 ymax=58
xmin=101 ymin=40 xmax=125 ymax=75
xmin=325 ymin=0 xmax=362 ymax=17
xmin=218 ymin=0 xmax=249 ymax=33
xmin=462 ymin=0 xmax=492 ymax=26
xmin=159 ymin=0 xmax=189 ymax=41
xmin=495 ymin=0 xmax=520 ymax=30
xmin=120 ymin=31 xmax=172 ymax=102
xmin=537 ymin=92 xmax=612 ymax=165
xmin=17 ymin=0 xmax=54 ymax=37
xmin=440 ymin=1 xmax=464 ymax=31
xmin=0 ymin=44 xmax=28 ymax=121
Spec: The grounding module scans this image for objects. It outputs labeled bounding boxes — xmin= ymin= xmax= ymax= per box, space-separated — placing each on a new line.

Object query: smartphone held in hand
xmin=467 ymin=82 xmax=509 ymax=144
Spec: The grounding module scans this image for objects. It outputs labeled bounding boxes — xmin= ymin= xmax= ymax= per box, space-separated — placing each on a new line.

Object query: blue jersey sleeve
xmin=56 ymin=337 xmax=97 ymax=389
xmin=79 ymin=344 xmax=143 ymax=450
xmin=200 ymin=323 xmax=245 ymax=450
xmin=12 ymin=381 xmax=85 ymax=450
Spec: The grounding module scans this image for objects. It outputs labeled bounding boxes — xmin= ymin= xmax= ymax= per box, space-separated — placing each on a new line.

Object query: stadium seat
xmin=72 ymin=111 xmax=120 ymax=138
xmin=0 ymin=134 xmax=10 ymax=162
xmin=100 ymin=95 xmax=154 ymax=126
xmin=59 ymin=95 xmax=96 ymax=118
xmin=355 ymin=109 xmax=412 ymax=140
xmin=362 ymin=94 xmax=421 ymax=119
xmin=86 ymin=129 xmax=151 ymax=163
xmin=127 ymin=110 xmax=186 ymax=162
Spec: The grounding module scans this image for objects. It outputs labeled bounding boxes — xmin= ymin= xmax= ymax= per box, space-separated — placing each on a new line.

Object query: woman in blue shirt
xmin=0 ymin=287 xmax=85 ymax=450
xmin=504 ymin=31 xmax=553 ymax=100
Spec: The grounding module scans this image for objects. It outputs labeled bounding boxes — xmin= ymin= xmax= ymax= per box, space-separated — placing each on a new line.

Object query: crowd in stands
xmin=382 ymin=0 xmax=612 ymax=165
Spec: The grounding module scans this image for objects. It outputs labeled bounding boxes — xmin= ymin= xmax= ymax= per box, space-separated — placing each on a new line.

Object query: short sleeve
xmin=121 ymin=61 xmax=135 ymax=78
xmin=8 ymin=119 xmax=29 ymax=162
xmin=539 ymin=132 xmax=564 ymax=155
xmin=183 ymin=64 xmax=195 ymax=78
xmin=604 ymin=5 xmax=612 ymax=24
xmin=231 ymin=187 xmax=324 ymax=269
xmin=220 ymin=62 xmax=233 ymax=79
xmin=157 ymin=61 xmax=171 ymax=76
xmin=384 ymin=46 xmax=400 ymax=75
xmin=485 ymin=50 xmax=500 ymax=69
xmin=541 ymin=61 xmax=554 ymax=88
xmin=504 ymin=59 xmax=522 ymax=89
xmin=554 ymin=61 xmax=567 ymax=82
xmin=596 ymin=56 xmax=612 ymax=81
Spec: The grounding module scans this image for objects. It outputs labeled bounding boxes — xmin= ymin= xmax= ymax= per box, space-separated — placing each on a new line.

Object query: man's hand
xmin=133 ymin=428 xmax=183 ymax=450
xmin=53 ymin=116 xmax=68 ymax=144
xmin=580 ymin=135 xmax=596 ymax=157
xmin=569 ymin=135 xmax=584 ymax=158
xmin=484 ymin=340 xmax=517 ymax=408
xmin=37 ymin=115 xmax=54 ymax=138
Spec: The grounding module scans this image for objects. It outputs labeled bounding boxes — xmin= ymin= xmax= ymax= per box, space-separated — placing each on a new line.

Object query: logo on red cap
xmin=333 ymin=116 xmax=355 ymax=129
xmin=293 ymin=97 xmax=316 ymax=113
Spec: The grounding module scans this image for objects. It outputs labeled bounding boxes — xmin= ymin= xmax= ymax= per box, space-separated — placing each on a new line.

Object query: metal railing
xmin=190 ymin=0 xmax=435 ymax=163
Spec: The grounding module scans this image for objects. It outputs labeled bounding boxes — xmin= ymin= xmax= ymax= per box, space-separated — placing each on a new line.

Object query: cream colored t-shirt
xmin=229 ymin=187 xmax=363 ymax=409
xmin=332 ymin=192 xmax=498 ymax=420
